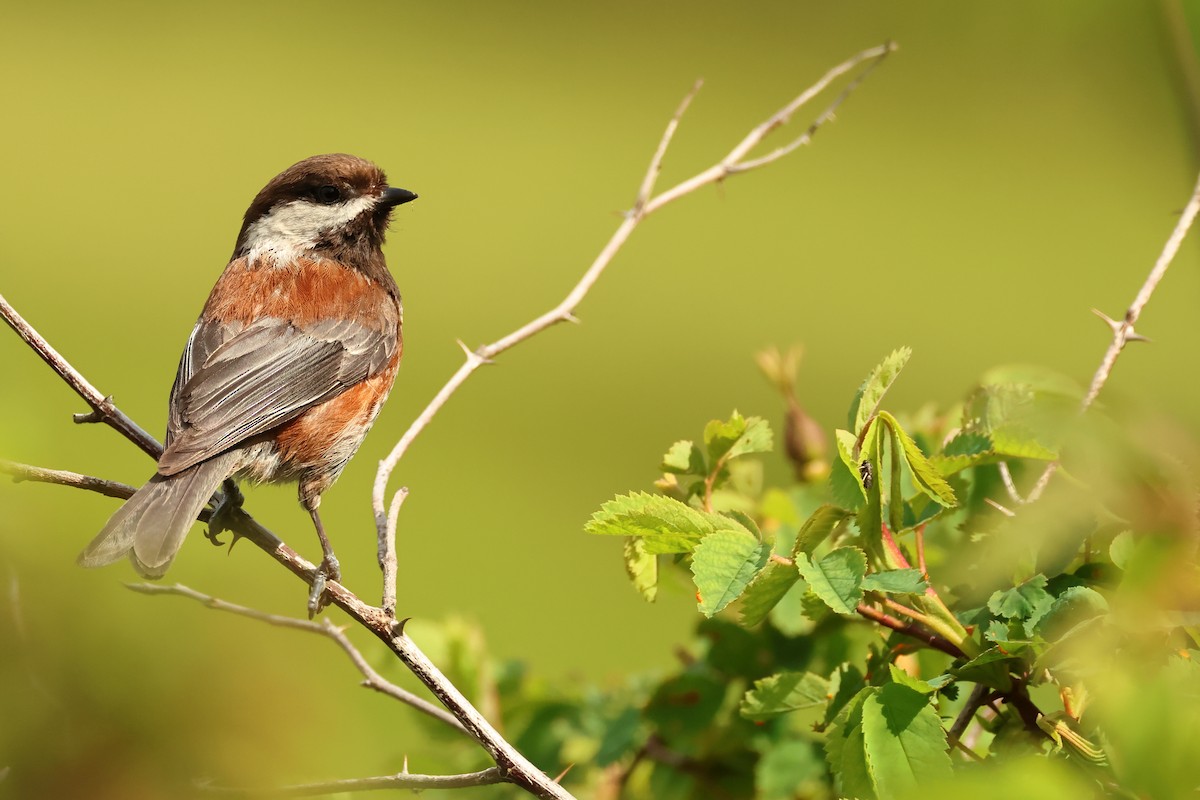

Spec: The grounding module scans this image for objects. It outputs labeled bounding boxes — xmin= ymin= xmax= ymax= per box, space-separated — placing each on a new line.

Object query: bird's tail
xmin=78 ymin=453 xmax=239 ymax=578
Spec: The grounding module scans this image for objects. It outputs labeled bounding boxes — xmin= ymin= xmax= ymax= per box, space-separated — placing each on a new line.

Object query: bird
xmin=79 ymin=153 xmax=416 ymax=614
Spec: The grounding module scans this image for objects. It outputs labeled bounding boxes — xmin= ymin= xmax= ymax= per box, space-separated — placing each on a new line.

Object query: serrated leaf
xmin=691 ymin=530 xmax=770 ymax=617
xmin=585 ymin=491 xmax=747 ymax=554
xmin=887 ymin=663 xmax=936 ymax=694
xmin=704 ymin=410 xmax=774 ymax=465
xmin=792 ymin=504 xmax=853 ymax=556
xmin=623 ymin=537 xmax=657 ymax=602
xmin=862 ymin=568 xmax=928 ymax=595
xmin=741 ymin=670 xmax=831 ymax=722
xmin=796 ymin=547 xmax=866 ymax=615
xmin=825 ymin=687 xmax=875 ymax=800
xmin=878 ymin=411 xmax=957 ymax=508
xmin=987 ymin=575 xmax=1052 ymax=620
xmin=662 ymin=439 xmax=706 ymax=476
xmin=850 ymin=347 xmax=912 ymax=434
xmin=860 ymin=683 xmax=952 ymax=795
xmin=739 ymin=559 xmax=799 ymax=626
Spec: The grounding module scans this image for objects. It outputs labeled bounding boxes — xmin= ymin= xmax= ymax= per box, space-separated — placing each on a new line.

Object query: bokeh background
xmin=2 ymin=1 xmax=1199 ymax=797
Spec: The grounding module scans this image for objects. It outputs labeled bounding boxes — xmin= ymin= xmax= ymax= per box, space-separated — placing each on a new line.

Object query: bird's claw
xmin=205 ymin=480 xmax=245 ymax=548
xmin=307 ymin=555 xmax=341 ymax=618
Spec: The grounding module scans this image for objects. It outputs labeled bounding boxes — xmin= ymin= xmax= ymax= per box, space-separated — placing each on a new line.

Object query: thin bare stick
xmin=127 ymin=582 xmax=467 ymax=735
xmin=0 ymin=292 xmax=162 ymax=460
xmin=380 ymin=487 xmax=408 ymax=618
xmin=371 ymin=42 xmax=898 ymax=548
xmin=997 ymin=462 xmax=1026 ymax=506
xmin=1 ymin=460 xmax=136 ymax=501
xmin=199 ymin=766 xmax=506 ymax=796
xmin=1026 ymin=169 xmax=1200 ymax=502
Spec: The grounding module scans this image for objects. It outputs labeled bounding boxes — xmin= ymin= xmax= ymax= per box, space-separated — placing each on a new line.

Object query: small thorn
xmin=456 ymin=339 xmax=494 ymax=365
xmin=402 ymin=755 xmax=409 ymax=775
xmin=1125 ymin=329 xmax=1151 ymax=344
xmin=1091 ymin=308 xmax=1122 ymax=334
xmin=392 ymin=616 xmax=412 ymax=637
xmin=553 ymin=764 xmax=574 ymax=784
xmin=562 ymin=312 xmax=581 ymax=325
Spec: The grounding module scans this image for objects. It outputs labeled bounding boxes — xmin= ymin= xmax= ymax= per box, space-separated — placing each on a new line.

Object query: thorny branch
xmin=1 ymin=43 xmax=898 ymax=799
xmin=369 ymin=42 xmax=898 ymax=609
xmin=1025 ymin=168 xmax=1200 ymax=503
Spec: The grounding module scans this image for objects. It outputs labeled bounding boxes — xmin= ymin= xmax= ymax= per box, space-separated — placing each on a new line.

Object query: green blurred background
xmin=2 ymin=1 xmax=1199 ymax=796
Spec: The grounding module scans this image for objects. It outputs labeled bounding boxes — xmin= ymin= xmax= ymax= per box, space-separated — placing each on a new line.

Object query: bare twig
xmin=126 ymin=582 xmax=467 ymax=735
xmin=1026 ymin=169 xmax=1200 ymax=502
xmin=0 ymin=293 xmax=162 ymax=460
xmin=997 ymin=462 xmax=1026 ymax=506
xmin=380 ymin=487 xmax=408 ymax=617
xmin=370 ymin=42 xmax=898 ymax=551
xmin=199 ymin=766 xmax=506 ymax=797
xmin=1 ymin=460 xmax=136 ymax=502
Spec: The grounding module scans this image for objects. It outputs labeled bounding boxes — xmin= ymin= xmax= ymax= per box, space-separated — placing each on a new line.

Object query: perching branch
xmin=126 ymin=582 xmax=467 ymax=735
xmin=369 ymin=42 xmax=899 ymax=599
xmin=1025 ymin=169 xmax=1200 ymax=502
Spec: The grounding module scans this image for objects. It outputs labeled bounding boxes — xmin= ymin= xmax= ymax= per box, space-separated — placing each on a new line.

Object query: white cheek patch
xmin=243 ymin=194 xmax=378 ymax=264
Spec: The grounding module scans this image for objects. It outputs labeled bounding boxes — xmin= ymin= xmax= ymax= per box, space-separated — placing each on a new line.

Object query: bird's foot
xmin=307 ymin=554 xmax=341 ymax=618
xmin=205 ymin=479 xmax=245 ymax=548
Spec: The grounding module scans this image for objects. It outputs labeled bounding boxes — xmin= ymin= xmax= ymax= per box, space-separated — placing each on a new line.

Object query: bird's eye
xmin=313 ymin=185 xmax=342 ymax=204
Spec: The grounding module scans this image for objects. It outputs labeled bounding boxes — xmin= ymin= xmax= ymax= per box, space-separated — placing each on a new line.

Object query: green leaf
xmin=862 ymin=568 xmax=928 ymax=595
xmin=878 ymin=411 xmax=957 ymax=508
xmin=887 ymin=663 xmax=936 ymax=695
xmin=741 ymin=670 xmax=831 ymax=722
xmin=691 ymin=530 xmax=770 ymax=617
xmin=963 ymin=383 xmax=1060 ymax=460
xmin=850 ymin=347 xmax=912 ymax=434
xmin=825 ymin=688 xmax=875 ymax=800
xmin=792 ymin=504 xmax=853 ymax=556
xmin=662 ymin=439 xmax=706 ymax=476
xmin=1034 ymin=586 xmax=1109 ymax=641
xmin=739 ymin=559 xmax=799 ymax=626
xmin=585 ymin=491 xmax=747 ymax=554
xmin=987 ymin=575 xmax=1053 ymax=620
xmin=623 ymin=537 xmax=657 ymax=602
xmin=860 ymin=684 xmax=953 ymax=795
xmin=594 ymin=706 xmax=642 ymax=766
xmin=704 ymin=410 xmax=774 ymax=464
xmin=796 ymin=547 xmax=866 ymax=615
xmin=830 ymin=429 xmax=868 ymax=510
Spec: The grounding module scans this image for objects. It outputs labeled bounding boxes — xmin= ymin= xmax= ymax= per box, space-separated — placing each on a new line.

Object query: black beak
xmin=380 ymin=186 xmax=418 ymax=207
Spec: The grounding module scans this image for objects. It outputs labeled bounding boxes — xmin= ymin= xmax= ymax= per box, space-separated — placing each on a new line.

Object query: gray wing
xmin=158 ymin=315 xmax=394 ymax=475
